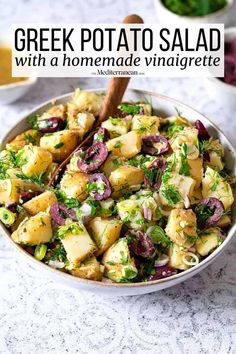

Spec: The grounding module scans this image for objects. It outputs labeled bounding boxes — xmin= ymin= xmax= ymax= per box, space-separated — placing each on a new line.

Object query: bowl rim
xmin=0 ymin=76 xmax=37 ymax=90
xmin=155 ymin=0 xmax=234 ymax=20
xmin=0 ymin=87 xmax=236 ymax=289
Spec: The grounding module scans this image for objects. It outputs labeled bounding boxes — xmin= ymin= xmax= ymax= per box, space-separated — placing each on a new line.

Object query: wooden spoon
xmin=48 ymin=14 xmax=144 ymax=187
xmin=97 ymin=14 xmax=144 ymax=125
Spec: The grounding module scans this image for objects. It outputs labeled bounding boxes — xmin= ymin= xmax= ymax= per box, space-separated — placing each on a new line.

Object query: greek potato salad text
xmin=0 ymin=89 xmax=234 ymax=283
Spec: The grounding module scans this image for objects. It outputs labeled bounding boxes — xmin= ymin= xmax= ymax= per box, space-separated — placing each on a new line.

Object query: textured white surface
xmin=0 ymin=0 xmax=236 ymax=353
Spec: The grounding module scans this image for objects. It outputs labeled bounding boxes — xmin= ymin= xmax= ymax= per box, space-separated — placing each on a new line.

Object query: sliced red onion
xmin=142 ymin=207 xmax=152 ymax=221
xmin=148 ymin=266 xmax=177 ymax=281
xmin=144 ymin=158 xmax=167 ymax=191
xmin=126 ymin=230 xmax=155 ymax=259
xmin=87 ymin=173 xmax=112 ymax=200
xmin=48 ymin=260 xmax=65 ymax=269
xmin=77 ymin=202 xmax=93 ymax=224
xmin=19 ymin=191 xmax=42 ymax=204
xmin=142 ymin=135 xmax=170 ymax=156
xmin=77 ymin=142 xmax=108 ymax=173
xmin=194 ymin=197 xmax=224 ymax=229
xmin=50 ymin=203 xmax=77 ymax=226
xmin=93 ymin=128 xmax=110 ymax=143
xmin=194 ymin=120 xmax=210 ymax=141
xmin=154 ymin=254 xmax=169 ymax=267
xmin=38 ymin=117 xmax=65 ymax=133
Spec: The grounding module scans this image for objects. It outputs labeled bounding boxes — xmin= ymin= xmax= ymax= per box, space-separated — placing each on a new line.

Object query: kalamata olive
xmin=6 ymin=202 xmax=19 ymax=214
xmin=50 ymin=203 xmax=77 ymax=226
xmin=194 ymin=120 xmax=210 ymax=141
xmin=77 ymin=142 xmax=108 ymax=173
xmin=194 ymin=197 xmax=224 ymax=229
xmin=148 ymin=266 xmax=177 ymax=281
xmin=126 ymin=230 xmax=155 ymax=259
xmin=93 ymin=128 xmax=110 ymax=143
xmin=87 ymin=173 xmax=112 ymax=200
xmin=142 ymin=135 xmax=170 ymax=156
xmin=19 ymin=191 xmax=42 ymax=204
xmin=38 ymin=117 xmax=65 ymax=133
xmin=144 ymin=158 xmax=167 ymax=191
xmin=203 ymin=151 xmax=210 ymax=162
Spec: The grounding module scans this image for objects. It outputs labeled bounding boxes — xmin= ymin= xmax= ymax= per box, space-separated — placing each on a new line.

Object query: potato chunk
xmin=60 ymin=223 xmax=97 ymax=265
xmin=102 ymin=238 xmax=138 ymax=282
xmin=165 ymin=209 xmax=197 ymax=248
xmin=40 ymin=130 xmax=79 ymax=162
xmin=67 ymin=104 xmax=95 ymax=139
xmin=0 ymin=178 xmax=42 ymax=204
xmin=170 ymin=127 xmax=199 ymax=159
xmin=202 ymin=167 xmax=234 ymax=210
xmin=188 ymin=157 xmax=203 ymax=188
xmin=100 ymin=154 xmax=125 ymax=178
xmin=88 ymin=217 xmax=122 ymax=256
xmin=168 ymin=243 xmax=190 ymax=270
xmin=69 ymin=256 xmax=103 ymax=280
xmin=109 ymin=165 xmax=144 ymax=198
xmin=23 ymin=191 xmax=57 ymax=215
xmin=7 ymin=130 xmax=41 ymax=150
xmin=195 ymin=228 xmax=221 ymax=256
xmin=168 ymin=151 xmax=203 ymax=188
xmin=11 ymin=212 xmax=52 ymax=245
xmin=72 ymin=88 xmax=103 ymax=116
xmin=60 ymin=172 xmax=89 ymax=201
xmin=20 ymin=145 xmax=52 ymax=177
xmin=106 ymin=131 xmax=141 ymax=159
xmin=102 ymin=117 xmax=131 ymax=138
xmin=39 ymin=104 xmax=66 ymax=120
xmin=131 ymin=115 xmax=159 ymax=136
xmin=160 ymin=173 xmax=196 ymax=208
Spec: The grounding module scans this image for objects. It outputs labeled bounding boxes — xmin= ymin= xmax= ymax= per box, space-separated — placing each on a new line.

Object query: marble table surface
xmin=0 ymin=0 xmax=236 ymax=353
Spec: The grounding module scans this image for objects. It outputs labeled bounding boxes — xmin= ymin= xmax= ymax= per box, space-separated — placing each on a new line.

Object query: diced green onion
xmin=0 ymin=207 xmax=16 ymax=225
xmin=34 ymin=244 xmax=47 ymax=261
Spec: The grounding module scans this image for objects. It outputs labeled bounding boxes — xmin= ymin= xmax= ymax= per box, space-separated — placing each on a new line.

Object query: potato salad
xmin=0 ymin=89 xmax=234 ymax=283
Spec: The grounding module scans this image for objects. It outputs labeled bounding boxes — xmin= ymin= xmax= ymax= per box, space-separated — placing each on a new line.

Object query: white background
xmin=0 ymin=0 xmax=236 ymax=353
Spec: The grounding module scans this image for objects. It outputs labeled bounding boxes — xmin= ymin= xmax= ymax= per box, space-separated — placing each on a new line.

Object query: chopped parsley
xmin=161 ymin=185 xmax=181 ymax=205
xmin=16 ymin=172 xmax=45 ymax=186
xmin=114 ymin=141 xmax=122 ymax=149
xmin=54 ymin=142 xmax=64 ymax=149
xmin=112 ymin=159 xmax=122 ymax=168
xmin=195 ymin=203 xmax=214 ymax=227
xmin=49 ymin=244 xmax=67 ymax=262
xmin=179 ymin=154 xmax=190 ymax=176
xmin=58 ymin=222 xmax=84 ymax=239
xmin=24 ymin=131 xmax=37 ymax=145
xmin=27 ymin=115 xmax=39 ymax=129
xmin=50 ymin=189 xmax=80 ymax=208
xmin=109 ymin=117 xmax=122 ymax=126
xmin=147 ymin=225 xmax=171 ymax=246
xmin=119 ymin=103 xmax=141 ymax=115
xmin=120 ymin=250 xmax=128 ymax=265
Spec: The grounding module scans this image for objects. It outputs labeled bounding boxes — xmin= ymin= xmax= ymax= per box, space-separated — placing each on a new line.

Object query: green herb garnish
xmin=54 ymin=142 xmax=64 ymax=149
xmin=161 ymin=185 xmax=181 ymax=205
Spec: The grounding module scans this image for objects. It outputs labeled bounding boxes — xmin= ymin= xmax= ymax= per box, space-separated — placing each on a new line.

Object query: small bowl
xmin=154 ymin=0 xmax=236 ymax=25
xmin=0 ymin=37 xmax=37 ymax=105
xmin=205 ymin=27 xmax=236 ymax=109
xmin=0 ymin=88 xmax=236 ymax=296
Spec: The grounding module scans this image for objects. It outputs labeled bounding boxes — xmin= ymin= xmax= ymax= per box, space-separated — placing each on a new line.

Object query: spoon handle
xmin=97 ymin=14 xmax=143 ymax=124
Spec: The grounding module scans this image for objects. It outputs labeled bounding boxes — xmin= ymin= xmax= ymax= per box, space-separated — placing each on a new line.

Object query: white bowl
xmin=154 ymin=0 xmax=236 ymax=25
xmin=0 ymin=88 xmax=235 ymax=296
xmin=205 ymin=27 xmax=236 ymax=109
xmin=0 ymin=37 xmax=37 ymax=104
